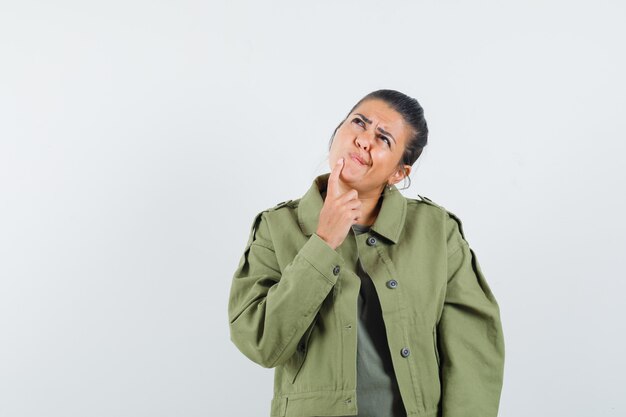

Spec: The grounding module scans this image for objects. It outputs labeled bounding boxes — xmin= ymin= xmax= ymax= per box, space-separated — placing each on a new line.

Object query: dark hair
xmin=328 ymin=89 xmax=429 ymax=169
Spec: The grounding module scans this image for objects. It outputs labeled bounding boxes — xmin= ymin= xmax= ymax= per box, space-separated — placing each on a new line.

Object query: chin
xmin=340 ymin=172 xmax=366 ymax=188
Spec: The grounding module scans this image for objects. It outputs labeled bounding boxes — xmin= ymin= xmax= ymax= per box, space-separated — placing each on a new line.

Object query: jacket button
xmin=401 ymin=347 xmax=411 ymax=358
xmin=386 ymin=279 xmax=398 ymax=289
xmin=333 ymin=265 xmax=341 ymax=275
xmin=366 ymin=236 xmax=377 ymax=246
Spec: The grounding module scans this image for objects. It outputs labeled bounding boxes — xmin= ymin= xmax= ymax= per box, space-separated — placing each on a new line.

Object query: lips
xmin=349 ymin=152 xmax=368 ymax=166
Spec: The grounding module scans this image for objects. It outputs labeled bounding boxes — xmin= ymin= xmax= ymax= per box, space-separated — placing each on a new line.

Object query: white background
xmin=1 ymin=1 xmax=625 ymax=416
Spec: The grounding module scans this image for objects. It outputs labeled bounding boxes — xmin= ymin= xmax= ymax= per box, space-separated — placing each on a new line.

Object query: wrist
xmin=315 ymin=232 xmax=336 ymax=250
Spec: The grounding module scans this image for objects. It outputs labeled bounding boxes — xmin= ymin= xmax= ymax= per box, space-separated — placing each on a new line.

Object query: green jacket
xmin=228 ymin=173 xmax=505 ymax=417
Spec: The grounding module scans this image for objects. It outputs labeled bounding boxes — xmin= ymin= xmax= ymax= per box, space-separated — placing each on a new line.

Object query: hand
xmin=316 ymin=158 xmax=362 ymax=250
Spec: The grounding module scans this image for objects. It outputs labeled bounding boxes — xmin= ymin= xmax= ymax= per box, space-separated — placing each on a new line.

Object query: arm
xmin=228 ymin=211 xmax=345 ymax=368
xmin=438 ymin=213 xmax=505 ymax=417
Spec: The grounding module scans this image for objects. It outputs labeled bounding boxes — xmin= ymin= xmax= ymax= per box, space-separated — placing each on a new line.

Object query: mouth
xmin=349 ymin=152 xmax=368 ymax=166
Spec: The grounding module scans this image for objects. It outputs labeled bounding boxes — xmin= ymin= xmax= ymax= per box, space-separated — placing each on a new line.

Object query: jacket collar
xmin=297 ymin=173 xmax=407 ymax=244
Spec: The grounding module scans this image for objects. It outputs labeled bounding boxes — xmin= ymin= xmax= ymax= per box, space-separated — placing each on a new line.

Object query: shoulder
xmin=406 ymin=194 xmax=468 ymax=242
xmin=246 ymin=198 xmax=301 ymax=241
xmin=258 ymin=198 xmax=301 ymax=223
xmin=267 ymin=198 xmax=299 ymax=212
xmin=406 ymin=193 xmax=454 ymax=216
xmin=252 ymin=198 xmax=300 ymax=220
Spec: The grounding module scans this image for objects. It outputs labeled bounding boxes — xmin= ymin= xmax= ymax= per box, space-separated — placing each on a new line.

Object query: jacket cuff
xmin=299 ymin=233 xmax=345 ymax=285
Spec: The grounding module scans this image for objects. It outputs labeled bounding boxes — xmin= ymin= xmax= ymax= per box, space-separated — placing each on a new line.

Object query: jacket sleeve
xmin=438 ymin=212 xmax=505 ymax=417
xmin=228 ymin=210 xmax=345 ymax=368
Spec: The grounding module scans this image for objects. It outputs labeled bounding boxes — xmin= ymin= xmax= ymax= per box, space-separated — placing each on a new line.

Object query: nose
xmin=355 ymin=131 xmax=375 ymax=150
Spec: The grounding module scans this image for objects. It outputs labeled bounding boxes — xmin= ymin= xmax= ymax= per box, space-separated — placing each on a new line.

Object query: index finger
xmin=328 ymin=158 xmax=344 ymax=198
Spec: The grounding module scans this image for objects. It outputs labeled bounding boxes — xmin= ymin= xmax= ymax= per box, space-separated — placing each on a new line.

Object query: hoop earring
xmin=396 ymin=175 xmax=411 ymax=191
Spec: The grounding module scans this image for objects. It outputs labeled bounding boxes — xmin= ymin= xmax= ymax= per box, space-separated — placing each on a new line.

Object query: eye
xmin=352 ymin=117 xmax=391 ymax=147
xmin=352 ymin=117 xmax=365 ymax=128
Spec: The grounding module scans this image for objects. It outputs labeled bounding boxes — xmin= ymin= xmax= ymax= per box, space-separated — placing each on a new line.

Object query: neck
xmin=357 ymin=195 xmax=383 ymax=226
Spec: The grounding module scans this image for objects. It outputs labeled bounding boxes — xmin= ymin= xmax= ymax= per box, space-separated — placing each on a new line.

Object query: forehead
xmin=351 ymin=99 xmax=411 ymax=143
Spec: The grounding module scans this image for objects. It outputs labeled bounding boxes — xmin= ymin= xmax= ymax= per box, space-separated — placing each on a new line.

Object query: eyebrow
xmin=354 ymin=113 xmax=396 ymax=144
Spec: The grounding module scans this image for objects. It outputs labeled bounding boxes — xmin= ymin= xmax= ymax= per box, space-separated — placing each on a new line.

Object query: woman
xmin=228 ymin=89 xmax=505 ymax=417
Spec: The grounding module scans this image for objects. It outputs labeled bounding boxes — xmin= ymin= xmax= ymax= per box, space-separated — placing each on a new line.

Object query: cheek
xmin=338 ymin=122 xmax=360 ymax=139
xmin=370 ymin=149 xmax=392 ymax=165
xmin=330 ymin=131 xmax=350 ymax=150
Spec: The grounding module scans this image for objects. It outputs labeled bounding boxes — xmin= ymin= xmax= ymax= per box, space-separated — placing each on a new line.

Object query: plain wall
xmin=1 ymin=0 xmax=625 ymax=416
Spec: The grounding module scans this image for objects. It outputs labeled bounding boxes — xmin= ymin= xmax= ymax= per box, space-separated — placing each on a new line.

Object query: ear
xmin=389 ymin=165 xmax=412 ymax=186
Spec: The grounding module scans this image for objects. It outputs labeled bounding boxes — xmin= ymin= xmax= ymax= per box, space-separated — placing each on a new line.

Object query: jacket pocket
xmin=432 ymin=324 xmax=440 ymax=367
xmin=287 ymin=313 xmax=318 ymax=384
